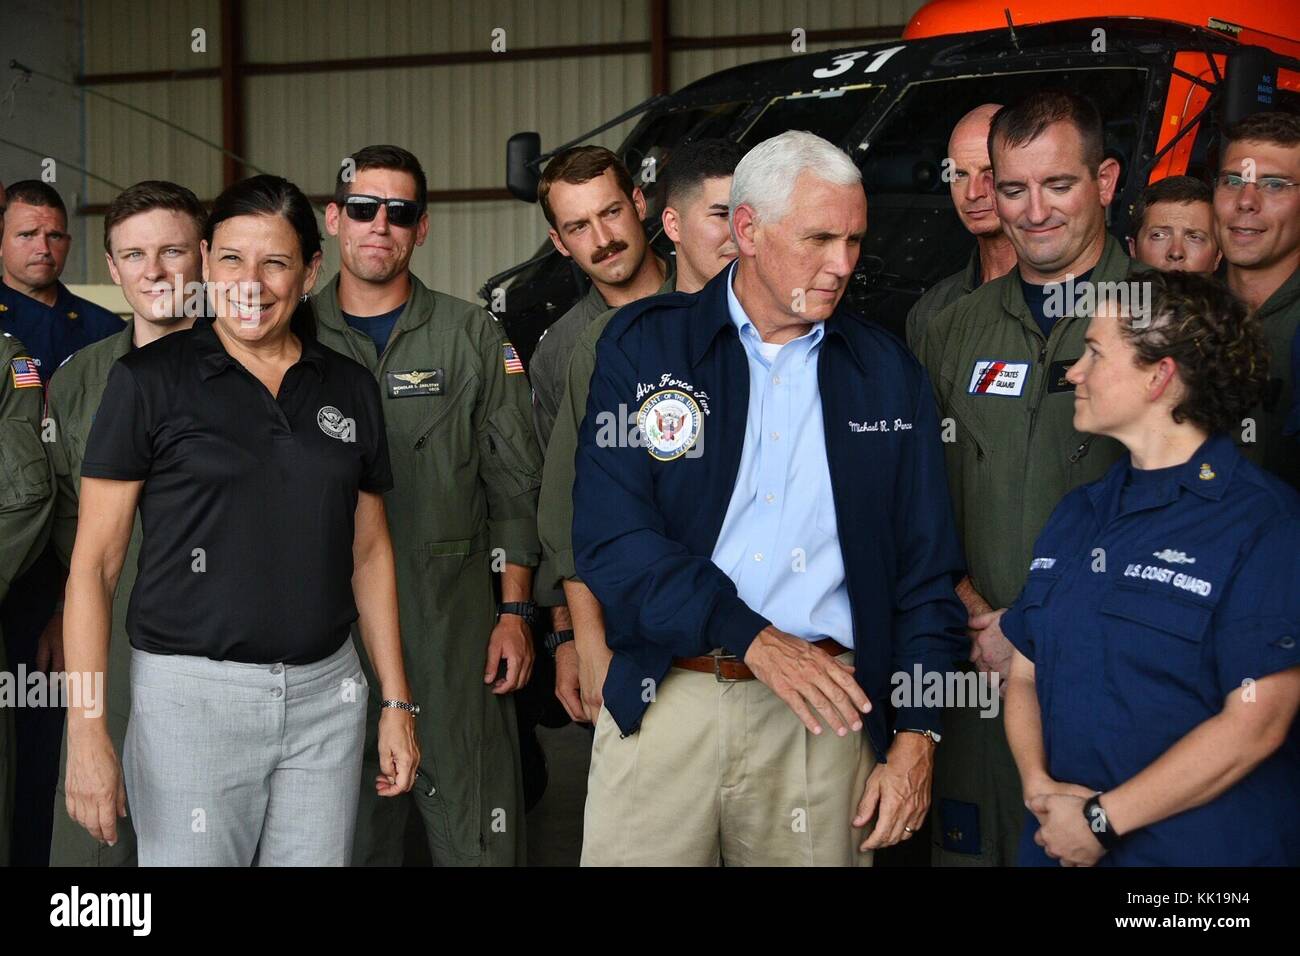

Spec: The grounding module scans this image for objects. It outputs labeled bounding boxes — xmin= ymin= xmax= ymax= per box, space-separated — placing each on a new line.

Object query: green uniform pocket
xmin=0 ymin=418 xmax=51 ymax=509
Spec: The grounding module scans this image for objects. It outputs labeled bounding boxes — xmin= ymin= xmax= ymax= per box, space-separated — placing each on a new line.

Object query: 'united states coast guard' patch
xmin=637 ymin=389 xmax=701 ymax=461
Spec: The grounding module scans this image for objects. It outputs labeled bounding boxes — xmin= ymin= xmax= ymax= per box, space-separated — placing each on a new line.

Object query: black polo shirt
xmin=81 ymin=317 xmax=393 ymax=664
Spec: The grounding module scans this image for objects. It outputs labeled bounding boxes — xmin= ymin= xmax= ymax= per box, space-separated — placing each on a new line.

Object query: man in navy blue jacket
xmin=573 ymin=131 xmax=967 ymax=866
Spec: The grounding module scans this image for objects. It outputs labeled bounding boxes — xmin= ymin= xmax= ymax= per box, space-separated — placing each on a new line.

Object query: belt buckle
xmin=712 ymin=652 xmax=741 ymax=683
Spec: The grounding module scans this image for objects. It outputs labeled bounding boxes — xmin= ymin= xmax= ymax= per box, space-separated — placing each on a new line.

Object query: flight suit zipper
xmin=1023 ymin=337 xmax=1049 ymax=456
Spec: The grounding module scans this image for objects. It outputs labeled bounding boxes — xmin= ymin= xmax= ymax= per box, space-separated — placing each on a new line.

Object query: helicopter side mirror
xmin=1220 ymin=46 xmax=1281 ymax=128
xmin=507 ymin=132 xmax=542 ymax=203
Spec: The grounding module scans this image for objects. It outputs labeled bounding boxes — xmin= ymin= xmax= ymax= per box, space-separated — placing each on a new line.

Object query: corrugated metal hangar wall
xmin=1 ymin=0 xmax=926 ymax=305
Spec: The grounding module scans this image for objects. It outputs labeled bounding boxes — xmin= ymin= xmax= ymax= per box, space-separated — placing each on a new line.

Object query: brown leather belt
xmin=672 ymin=638 xmax=849 ymax=682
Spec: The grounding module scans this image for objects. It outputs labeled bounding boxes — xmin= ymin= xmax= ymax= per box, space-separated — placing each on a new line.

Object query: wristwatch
xmin=1083 ymin=793 xmax=1121 ymax=849
xmin=381 ymin=699 xmax=421 ymax=716
xmin=544 ymin=629 xmax=575 ymax=660
xmin=497 ymin=600 xmax=537 ymax=627
xmin=895 ymin=727 xmax=942 ymax=745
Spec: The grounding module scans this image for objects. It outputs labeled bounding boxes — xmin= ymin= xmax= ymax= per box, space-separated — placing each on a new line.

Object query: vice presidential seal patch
xmin=637 ymin=389 xmax=701 ymax=461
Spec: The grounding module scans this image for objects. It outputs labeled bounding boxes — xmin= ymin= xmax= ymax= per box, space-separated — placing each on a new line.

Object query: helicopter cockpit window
xmin=619 ymin=102 xmax=750 ymax=217
xmin=738 ymin=85 xmax=884 ymax=150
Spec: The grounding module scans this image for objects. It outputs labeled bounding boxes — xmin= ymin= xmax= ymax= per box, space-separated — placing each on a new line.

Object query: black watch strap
xmin=498 ymin=601 xmax=536 ymax=625
xmin=1083 ymin=794 xmax=1121 ymax=849
xmin=544 ymin=629 xmax=575 ymax=659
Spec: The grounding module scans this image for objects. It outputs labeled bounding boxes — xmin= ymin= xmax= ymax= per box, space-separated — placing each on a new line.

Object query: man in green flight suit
xmin=1214 ymin=111 xmax=1300 ymax=489
xmin=315 ymin=145 xmax=542 ymax=866
xmin=526 ymin=146 xmax=672 ymax=668
xmin=536 ymin=139 xmax=741 ymax=721
xmin=916 ymin=90 xmax=1131 ymax=865
xmin=45 ymin=180 xmax=206 ymax=866
xmin=0 ymin=177 xmax=56 ymax=866
xmin=0 ymin=327 xmax=54 ymax=867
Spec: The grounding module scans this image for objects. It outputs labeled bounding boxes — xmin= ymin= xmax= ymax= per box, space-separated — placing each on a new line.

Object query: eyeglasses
xmin=1214 ymin=174 xmax=1300 ymax=196
xmin=342 ymin=194 xmax=423 ymax=227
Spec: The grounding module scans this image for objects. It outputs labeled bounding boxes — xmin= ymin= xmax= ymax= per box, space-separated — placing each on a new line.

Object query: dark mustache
xmin=591 ymin=240 xmax=628 ymax=264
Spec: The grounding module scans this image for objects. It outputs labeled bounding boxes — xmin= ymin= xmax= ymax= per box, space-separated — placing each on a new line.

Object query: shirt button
xmin=1278 ymin=636 xmax=1296 ymax=650
xmin=770 ymin=432 xmax=780 ymax=441
xmin=765 ymin=493 xmax=775 ymax=504
xmin=773 ymin=374 xmax=782 ymax=385
xmin=270 ymin=663 xmax=283 ymax=675
xmin=754 ymin=552 xmax=764 ymax=562
xmin=271 ymin=686 xmax=283 ymax=698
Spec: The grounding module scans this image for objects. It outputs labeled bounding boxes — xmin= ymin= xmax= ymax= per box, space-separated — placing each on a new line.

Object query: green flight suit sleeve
xmin=529 ymin=331 xmax=564 ymax=452
xmin=472 ymin=311 xmax=542 ymax=567
xmin=45 ymin=372 xmax=80 ymax=570
xmin=916 ymin=298 xmax=969 ymax=562
xmin=537 ymin=323 xmax=604 ymax=592
xmin=0 ymin=348 xmax=54 ymax=599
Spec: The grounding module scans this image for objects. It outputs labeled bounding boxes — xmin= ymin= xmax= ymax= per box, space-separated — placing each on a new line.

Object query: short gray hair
xmin=729 ymin=130 xmax=861 ymax=235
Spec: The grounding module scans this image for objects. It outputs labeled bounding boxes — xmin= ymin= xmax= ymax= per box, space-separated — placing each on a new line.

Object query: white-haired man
xmin=571 ymin=131 xmax=967 ymax=866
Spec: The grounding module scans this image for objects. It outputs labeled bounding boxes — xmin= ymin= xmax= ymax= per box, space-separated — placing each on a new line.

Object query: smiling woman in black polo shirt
xmin=61 ymin=175 xmax=419 ymax=866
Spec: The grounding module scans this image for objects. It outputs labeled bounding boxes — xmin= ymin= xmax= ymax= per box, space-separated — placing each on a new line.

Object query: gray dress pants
xmin=123 ymin=639 xmax=367 ymax=866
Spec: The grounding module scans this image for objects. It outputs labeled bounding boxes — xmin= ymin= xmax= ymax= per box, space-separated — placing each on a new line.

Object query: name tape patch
xmin=386 ymin=368 xmax=444 ymax=398
xmin=1047 ymin=359 xmax=1078 ymax=394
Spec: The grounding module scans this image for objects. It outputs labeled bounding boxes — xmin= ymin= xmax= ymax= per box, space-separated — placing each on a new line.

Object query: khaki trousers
xmin=581 ymin=654 xmax=876 ymax=866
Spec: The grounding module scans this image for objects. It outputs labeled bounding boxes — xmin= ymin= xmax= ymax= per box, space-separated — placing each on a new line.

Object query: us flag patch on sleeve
xmin=503 ymin=343 xmax=524 ymax=375
xmin=10 ymin=356 xmax=42 ymax=389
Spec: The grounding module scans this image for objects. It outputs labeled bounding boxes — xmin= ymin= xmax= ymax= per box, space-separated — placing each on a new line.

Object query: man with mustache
xmin=314 ymin=144 xmax=542 ymax=866
xmin=917 ymin=89 xmax=1129 ymax=866
xmin=535 ymin=139 xmax=741 ymax=725
xmin=526 ymin=147 xmax=671 ymax=737
xmin=44 ymin=180 xmax=206 ymax=866
xmin=0 ymin=174 xmax=56 ymax=866
xmin=530 ymin=147 xmax=669 ymax=451
xmin=1214 ymin=111 xmax=1300 ymax=488
xmin=0 ymin=180 xmax=126 ymax=864
xmin=905 ymin=104 xmax=1017 ymax=351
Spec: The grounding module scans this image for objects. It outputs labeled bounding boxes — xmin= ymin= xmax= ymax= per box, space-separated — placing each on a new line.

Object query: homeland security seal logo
xmin=317 ymin=405 xmax=356 ymax=442
xmin=637 ymin=389 xmax=701 ymax=461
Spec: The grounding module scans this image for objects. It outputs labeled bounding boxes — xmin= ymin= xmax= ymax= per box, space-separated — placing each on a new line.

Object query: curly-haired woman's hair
xmin=1119 ymin=269 xmax=1269 ymax=434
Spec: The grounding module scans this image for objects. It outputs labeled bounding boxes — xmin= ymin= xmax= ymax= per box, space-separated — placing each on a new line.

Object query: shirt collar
xmin=725 ymin=261 xmax=824 ymax=365
xmin=193 ymin=316 xmax=326 ymax=381
xmin=1257 ymin=264 xmax=1300 ymax=319
xmin=687 ymin=260 xmax=865 ymax=371
xmin=1087 ymin=431 xmax=1239 ymax=518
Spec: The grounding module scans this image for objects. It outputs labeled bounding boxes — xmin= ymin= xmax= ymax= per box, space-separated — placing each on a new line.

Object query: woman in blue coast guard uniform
xmin=999 ymin=269 xmax=1300 ymax=866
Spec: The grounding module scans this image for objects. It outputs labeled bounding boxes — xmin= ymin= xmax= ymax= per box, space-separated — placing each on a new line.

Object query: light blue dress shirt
xmin=709 ymin=263 xmax=854 ymax=648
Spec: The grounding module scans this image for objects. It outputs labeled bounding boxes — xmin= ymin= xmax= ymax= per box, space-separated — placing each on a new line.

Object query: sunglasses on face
xmin=343 ymin=194 xmax=423 ymax=227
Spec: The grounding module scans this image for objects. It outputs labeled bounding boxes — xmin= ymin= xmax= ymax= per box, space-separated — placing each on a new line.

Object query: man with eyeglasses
xmin=1214 ymin=111 xmax=1300 ymax=488
xmin=315 ymin=144 xmax=543 ymax=866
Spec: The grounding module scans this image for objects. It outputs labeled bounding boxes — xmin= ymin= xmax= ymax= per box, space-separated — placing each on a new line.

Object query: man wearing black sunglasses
xmin=316 ymin=144 xmax=542 ymax=866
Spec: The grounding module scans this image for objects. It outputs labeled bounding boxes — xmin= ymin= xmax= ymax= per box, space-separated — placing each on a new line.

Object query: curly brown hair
xmin=1119 ymin=269 xmax=1269 ymax=434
